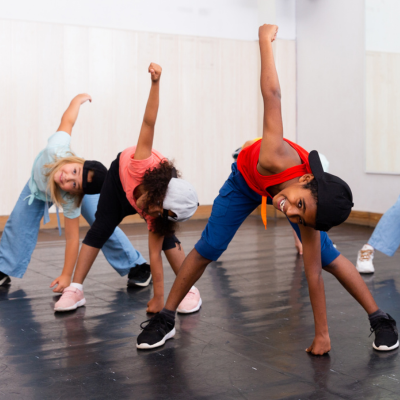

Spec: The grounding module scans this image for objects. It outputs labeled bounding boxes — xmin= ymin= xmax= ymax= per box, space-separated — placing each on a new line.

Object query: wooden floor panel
xmin=0 ymin=218 xmax=399 ymax=399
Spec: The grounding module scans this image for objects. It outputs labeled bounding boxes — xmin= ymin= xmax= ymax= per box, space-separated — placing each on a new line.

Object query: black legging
xmin=83 ymin=153 xmax=179 ymax=250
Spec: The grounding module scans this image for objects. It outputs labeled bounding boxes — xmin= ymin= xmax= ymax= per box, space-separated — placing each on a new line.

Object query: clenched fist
xmin=149 ymin=62 xmax=162 ymax=82
xmin=259 ymin=24 xmax=278 ymax=43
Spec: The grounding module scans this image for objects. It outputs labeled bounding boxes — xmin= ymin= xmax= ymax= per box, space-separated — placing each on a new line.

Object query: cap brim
xmin=308 ymin=150 xmax=324 ymax=179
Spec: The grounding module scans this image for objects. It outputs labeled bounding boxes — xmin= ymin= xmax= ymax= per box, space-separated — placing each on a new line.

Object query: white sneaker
xmin=356 ymin=244 xmax=375 ymax=274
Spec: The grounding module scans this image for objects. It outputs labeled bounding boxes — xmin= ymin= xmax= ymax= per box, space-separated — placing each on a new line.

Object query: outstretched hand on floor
xmin=146 ymin=296 xmax=164 ymax=313
xmin=50 ymin=274 xmax=70 ymax=293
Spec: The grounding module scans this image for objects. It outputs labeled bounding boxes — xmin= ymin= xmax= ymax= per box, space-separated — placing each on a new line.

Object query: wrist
xmin=315 ymin=329 xmax=329 ymax=338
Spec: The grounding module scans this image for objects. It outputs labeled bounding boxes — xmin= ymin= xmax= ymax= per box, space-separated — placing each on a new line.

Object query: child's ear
xmin=299 ymin=174 xmax=314 ymax=183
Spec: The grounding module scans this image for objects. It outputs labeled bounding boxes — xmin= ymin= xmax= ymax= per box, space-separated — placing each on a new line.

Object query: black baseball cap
xmin=308 ymin=151 xmax=353 ymax=232
xmin=82 ymin=160 xmax=107 ymax=195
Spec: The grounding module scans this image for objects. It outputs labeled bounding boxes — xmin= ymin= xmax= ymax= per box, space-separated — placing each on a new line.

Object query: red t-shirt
xmin=236 ymin=138 xmax=312 ymax=198
xmin=119 ymin=146 xmax=166 ymax=230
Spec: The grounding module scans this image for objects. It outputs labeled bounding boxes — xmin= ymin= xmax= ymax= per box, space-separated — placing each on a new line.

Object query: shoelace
xmin=140 ymin=313 xmax=169 ymax=332
xmin=360 ymin=249 xmax=373 ymax=261
xmin=369 ymin=318 xmax=397 ymax=337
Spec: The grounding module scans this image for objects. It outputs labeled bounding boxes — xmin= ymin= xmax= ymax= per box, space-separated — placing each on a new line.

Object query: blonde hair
xmin=44 ymin=154 xmax=85 ymax=208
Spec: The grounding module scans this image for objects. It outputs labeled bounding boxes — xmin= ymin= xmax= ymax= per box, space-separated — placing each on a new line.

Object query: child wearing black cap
xmin=136 ymin=24 xmax=398 ymax=353
xmin=0 ymin=94 xmax=148 ymax=295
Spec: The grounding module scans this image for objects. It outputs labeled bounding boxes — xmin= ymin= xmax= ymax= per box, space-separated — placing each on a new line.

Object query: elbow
xmin=262 ymin=88 xmax=281 ymax=100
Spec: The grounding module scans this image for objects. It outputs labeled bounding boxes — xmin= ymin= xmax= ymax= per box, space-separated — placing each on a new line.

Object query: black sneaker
xmin=136 ymin=313 xmax=176 ymax=349
xmin=0 ymin=271 xmax=11 ymax=286
xmin=370 ymin=313 xmax=399 ymax=351
xmin=127 ymin=263 xmax=151 ymax=287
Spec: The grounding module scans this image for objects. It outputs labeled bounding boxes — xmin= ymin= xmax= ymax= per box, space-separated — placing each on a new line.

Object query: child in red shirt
xmin=137 ymin=25 xmax=398 ymax=354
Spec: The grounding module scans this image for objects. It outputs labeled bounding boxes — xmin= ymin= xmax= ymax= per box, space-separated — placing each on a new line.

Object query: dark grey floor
xmin=1 ymin=217 xmax=400 ymax=400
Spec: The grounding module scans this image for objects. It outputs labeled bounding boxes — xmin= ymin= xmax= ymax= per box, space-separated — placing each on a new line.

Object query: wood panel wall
xmin=366 ymin=51 xmax=400 ymax=174
xmin=0 ymin=19 xmax=296 ymax=220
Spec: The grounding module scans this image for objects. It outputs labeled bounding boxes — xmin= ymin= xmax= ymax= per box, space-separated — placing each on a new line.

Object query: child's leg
xmin=368 ymin=194 xmax=400 ymax=257
xmin=290 ymin=220 xmax=378 ymax=314
xmin=163 ymin=236 xmax=184 ymax=275
xmin=323 ymin=255 xmax=378 ymax=314
xmin=81 ymin=194 xmax=147 ymax=277
xmin=164 ymin=163 xmax=261 ymax=312
xmin=0 ymin=182 xmax=45 ymax=278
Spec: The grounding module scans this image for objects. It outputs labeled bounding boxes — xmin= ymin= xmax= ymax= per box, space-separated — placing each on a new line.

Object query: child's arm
xmin=146 ymin=230 xmax=165 ymax=313
xmin=299 ymin=225 xmax=331 ymax=355
xmin=57 ymin=94 xmax=92 ymax=135
xmin=256 ymin=25 xmax=286 ymax=173
xmin=133 ymin=63 xmax=162 ymax=161
xmin=50 ymin=217 xmax=80 ymax=292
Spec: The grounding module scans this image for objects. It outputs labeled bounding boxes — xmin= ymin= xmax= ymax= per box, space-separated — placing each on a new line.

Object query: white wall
xmin=0 ymin=20 xmax=259 ymax=215
xmin=0 ymin=1 xmax=299 ymax=216
xmin=366 ymin=0 xmax=400 ymax=53
xmin=0 ymin=0 xmax=296 ymax=41
xmin=296 ymin=0 xmax=399 ymax=214
xmin=0 ymin=18 xmax=297 ymax=216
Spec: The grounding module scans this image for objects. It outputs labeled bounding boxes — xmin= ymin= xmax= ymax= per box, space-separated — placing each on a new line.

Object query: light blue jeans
xmin=369 ymin=194 xmax=400 ymax=257
xmin=0 ymin=182 xmax=147 ymax=278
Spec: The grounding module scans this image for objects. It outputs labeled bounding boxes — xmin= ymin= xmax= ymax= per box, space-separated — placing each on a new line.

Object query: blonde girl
xmin=0 ymin=94 xmax=149 ymax=293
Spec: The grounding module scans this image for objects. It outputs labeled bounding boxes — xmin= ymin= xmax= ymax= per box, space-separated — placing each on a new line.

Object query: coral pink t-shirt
xmin=119 ymin=146 xmax=166 ymax=230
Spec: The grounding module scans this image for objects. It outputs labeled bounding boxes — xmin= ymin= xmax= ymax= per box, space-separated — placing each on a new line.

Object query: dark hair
xmin=303 ymin=179 xmax=318 ymax=203
xmin=140 ymin=159 xmax=180 ymax=237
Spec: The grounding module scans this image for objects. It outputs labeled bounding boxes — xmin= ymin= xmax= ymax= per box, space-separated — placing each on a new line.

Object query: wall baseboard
xmin=0 ymin=204 xmax=382 ymax=232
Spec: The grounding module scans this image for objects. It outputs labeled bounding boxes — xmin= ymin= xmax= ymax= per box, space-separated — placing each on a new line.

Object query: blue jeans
xmin=0 ymin=181 xmax=147 ymax=278
xmin=195 ymin=162 xmax=340 ymax=266
xmin=369 ymin=194 xmax=400 ymax=257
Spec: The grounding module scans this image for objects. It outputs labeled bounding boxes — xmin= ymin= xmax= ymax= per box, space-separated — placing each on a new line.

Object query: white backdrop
xmin=0 ymin=19 xmax=296 ymax=216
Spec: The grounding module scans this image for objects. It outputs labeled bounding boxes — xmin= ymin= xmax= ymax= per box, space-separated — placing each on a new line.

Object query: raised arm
xmin=57 ymin=93 xmax=92 ymax=135
xmin=133 ymin=63 xmax=162 ymax=161
xmin=257 ymin=25 xmax=286 ymax=173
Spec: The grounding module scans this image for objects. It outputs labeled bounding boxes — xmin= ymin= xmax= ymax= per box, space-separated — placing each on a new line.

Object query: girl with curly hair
xmin=55 ymin=63 xmax=201 ymax=316
xmin=0 ymin=94 xmax=149 ymax=295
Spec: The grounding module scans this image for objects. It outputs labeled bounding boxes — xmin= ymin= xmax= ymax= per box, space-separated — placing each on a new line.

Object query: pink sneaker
xmin=177 ymin=286 xmax=202 ymax=314
xmin=54 ymin=286 xmax=86 ymax=312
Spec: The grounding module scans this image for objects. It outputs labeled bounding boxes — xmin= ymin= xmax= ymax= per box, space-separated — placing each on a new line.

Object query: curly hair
xmin=303 ymin=178 xmax=318 ymax=203
xmin=140 ymin=159 xmax=180 ymax=237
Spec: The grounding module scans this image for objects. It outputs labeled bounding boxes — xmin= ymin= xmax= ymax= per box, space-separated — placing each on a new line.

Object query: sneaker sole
xmin=136 ymin=327 xmax=176 ymax=349
xmin=177 ymin=297 xmax=202 ymax=314
xmin=373 ymin=340 xmax=400 ymax=351
xmin=356 ymin=268 xmax=375 ymax=274
xmin=127 ymin=274 xmax=152 ymax=288
xmin=356 ymin=262 xmax=374 ymax=274
xmin=54 ymin=298 xmax=86 ymax=312
xmin=0 ymin=276 xmax=11 ymax=286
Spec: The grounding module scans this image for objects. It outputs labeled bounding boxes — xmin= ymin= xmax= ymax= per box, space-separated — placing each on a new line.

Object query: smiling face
xmin=272 ymin=175 xmax=318 ymax=228
xmin=54 ymin=162 xmax=83 ymax=194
